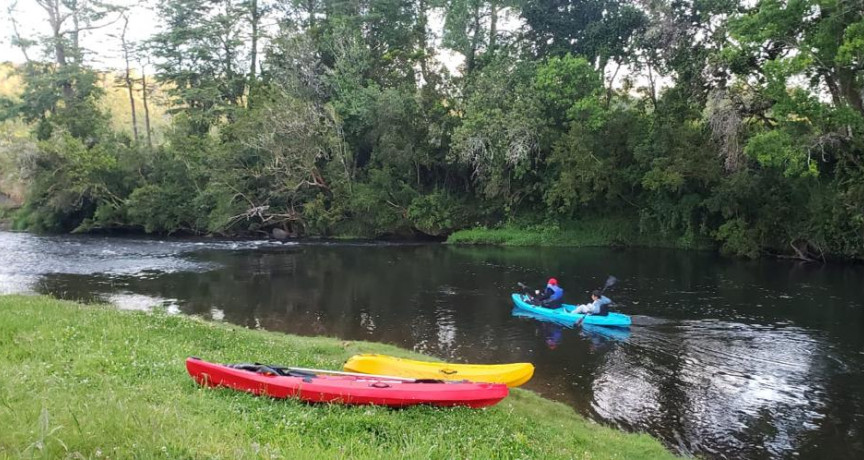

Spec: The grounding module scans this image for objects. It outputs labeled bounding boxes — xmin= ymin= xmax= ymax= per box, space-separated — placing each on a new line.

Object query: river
xmin=1 ymin=230 xmax=862 ymax=459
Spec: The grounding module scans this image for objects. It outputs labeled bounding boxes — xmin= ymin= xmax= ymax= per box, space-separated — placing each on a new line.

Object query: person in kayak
xmin=569 ymin=290 xmax=611 ymax=316
xmin=532 ymin=278 xmax=565 ymax=308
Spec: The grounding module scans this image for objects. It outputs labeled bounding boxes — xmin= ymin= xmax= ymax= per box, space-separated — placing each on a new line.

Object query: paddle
xmin=252 ymin=364 xmax=445 ymax=383
xmin=516 ymin=282 xmax=538 ymax=303
xmin=574 ymin=276 xmax=618 ymax=328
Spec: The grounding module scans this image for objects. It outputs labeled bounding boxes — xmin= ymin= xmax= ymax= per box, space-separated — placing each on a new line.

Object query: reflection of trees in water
xmin=38 ymin=245 xmax=539 ymax=363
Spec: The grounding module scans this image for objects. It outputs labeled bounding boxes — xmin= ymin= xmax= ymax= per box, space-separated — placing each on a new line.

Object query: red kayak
xmin=186 ymin=357 xmax=508 ymax=408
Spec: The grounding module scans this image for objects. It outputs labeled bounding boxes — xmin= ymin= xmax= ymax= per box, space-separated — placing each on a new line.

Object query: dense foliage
xmin=2 ymin=0 xmax=863 ymax=259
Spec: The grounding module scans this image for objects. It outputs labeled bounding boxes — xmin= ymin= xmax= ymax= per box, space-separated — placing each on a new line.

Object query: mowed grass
xmin=0 ymin=295 xmax=675 ymax=459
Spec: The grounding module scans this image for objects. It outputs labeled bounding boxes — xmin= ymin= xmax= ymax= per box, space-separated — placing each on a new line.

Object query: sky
xmin=1 ymin=0 xmax=158 ymax=71
xmin=0 ymin=0 xmax=472 ymax=74
xmin=0 ymin=3 xmax=639 ymax=91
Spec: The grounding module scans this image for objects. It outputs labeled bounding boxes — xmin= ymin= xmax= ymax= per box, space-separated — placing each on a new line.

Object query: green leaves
xmin=715 ymin=217 xmax=761 ymax=258
xmin=149 ymin=0 xmax=250 ymax=133
xmin=520 ymin=0 xmax=647 ymax=66
xmin=838 ymin=19 xmax=864 ymax=67
xmin=534 ymin=55 xmax=602 ymax=120
xmin=745 ymin=130 xmax=818 ymax=177
xmin=15 ymin=63 xmax=108 ymax=141
xmin=451 ymin=59 xmax=544 ymax=202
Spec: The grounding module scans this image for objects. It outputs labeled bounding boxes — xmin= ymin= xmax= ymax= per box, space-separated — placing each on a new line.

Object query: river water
xmin=1 ymin=230 xmax=862 ymax=458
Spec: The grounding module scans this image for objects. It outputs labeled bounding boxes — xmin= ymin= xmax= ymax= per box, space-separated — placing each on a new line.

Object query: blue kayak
xmin=511 ymin=309 xmax=632 ymax=339
xmin=510 ymin=293 xmax=631 ymax=328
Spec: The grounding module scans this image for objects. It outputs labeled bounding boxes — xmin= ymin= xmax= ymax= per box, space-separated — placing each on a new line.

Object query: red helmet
xmin=547 ymin=278 xmax=558 ymax=286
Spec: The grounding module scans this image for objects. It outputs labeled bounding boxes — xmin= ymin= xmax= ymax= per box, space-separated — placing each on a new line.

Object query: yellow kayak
xmin=343 ymin=354 xmax=534 ymax=387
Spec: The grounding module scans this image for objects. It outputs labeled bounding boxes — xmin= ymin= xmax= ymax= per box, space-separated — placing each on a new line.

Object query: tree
xmin=727 ymin=0 xmax=864 ymax=114
xmin=149 ymin=0 xmax=250 ymax=132
xmin=8 ymin=0 xmax=122 ymax=140
xmin=451 ymin=58 xmax=544 ymax=205
xmin=441 ymin=0 xmax=517 ymax=75
xmin=519 ymin=0 xmax=646 ymax=69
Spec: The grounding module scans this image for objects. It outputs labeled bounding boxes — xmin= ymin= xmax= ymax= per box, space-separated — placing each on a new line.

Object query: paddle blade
xmin=605 ymin=276 xmax=618 ymax=289
xmin=574 ymin=314 xmax=587 ymax=328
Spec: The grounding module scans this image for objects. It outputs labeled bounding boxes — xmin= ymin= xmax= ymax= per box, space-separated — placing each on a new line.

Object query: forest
xmin=1 ymin=0 xmax=863 ymax=260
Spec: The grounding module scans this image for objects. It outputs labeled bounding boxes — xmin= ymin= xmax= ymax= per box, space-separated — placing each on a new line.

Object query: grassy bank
xmin=0 ymin=295 xmax=674 ymax=459
xmin=447 ymin=219 xmax=713 ymax=250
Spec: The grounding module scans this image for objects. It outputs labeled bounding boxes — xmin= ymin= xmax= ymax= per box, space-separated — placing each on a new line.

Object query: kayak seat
xmin=228 ymin=363 xmax=315 ymax=378
xmin=595 ymin=303 xmax=610 ymax=317
xmin=228 ymin=363 xmax=280 ymax=374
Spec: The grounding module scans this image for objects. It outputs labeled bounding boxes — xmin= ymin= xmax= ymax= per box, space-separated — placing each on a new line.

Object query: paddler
xmin=569 ymin=290 xmax=611 ymax=316
xmin=532 ymin=278 xmax=565 ymax=308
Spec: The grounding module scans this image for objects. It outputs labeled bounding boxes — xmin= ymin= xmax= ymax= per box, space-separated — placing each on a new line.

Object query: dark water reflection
xmin=2 ymin=231 xmax=863 ymax=459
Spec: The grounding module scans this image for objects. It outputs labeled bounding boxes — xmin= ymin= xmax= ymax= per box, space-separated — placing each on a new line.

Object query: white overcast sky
xmin=0 ymin=0 xmax=475 ymax=73
xmin=1 ymin=3 xmax=643 ymax=90
xmin=1 ymin=0 xmax=159 ymax=70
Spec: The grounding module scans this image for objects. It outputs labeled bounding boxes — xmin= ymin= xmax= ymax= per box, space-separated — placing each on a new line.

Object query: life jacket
xmin=547 ymin=284 xmax=564 ymax=301
xmin=595 ymin=296 xmax=611 ymax=316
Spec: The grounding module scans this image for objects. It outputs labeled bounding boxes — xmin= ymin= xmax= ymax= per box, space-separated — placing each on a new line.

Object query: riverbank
xmin=447 ymin=220 xmax=713 ymax=250
xmin=0 ymin=295 xmax=674 ymax=459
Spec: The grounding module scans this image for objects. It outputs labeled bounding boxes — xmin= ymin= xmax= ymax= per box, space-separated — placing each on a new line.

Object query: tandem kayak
xmin=186 ymin=357 xmax=509 ymax=408
xmin=510 ymin=293 xmax=631 ymax=328
xmin=343 ymin=354 xmax=534 ymax=388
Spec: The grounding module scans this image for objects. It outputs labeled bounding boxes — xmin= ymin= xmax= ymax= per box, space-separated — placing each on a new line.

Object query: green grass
xmin=447 ymin=218 xmax=713 ymax=250
xmin=0 ymin=295 xmax=675 ymax=459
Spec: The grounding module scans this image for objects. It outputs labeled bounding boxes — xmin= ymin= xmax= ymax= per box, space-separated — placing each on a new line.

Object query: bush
xmin=715 ymin=218 xmax=760 ymax=258
xmin=407 ymin=191 xmax=471 ymax=237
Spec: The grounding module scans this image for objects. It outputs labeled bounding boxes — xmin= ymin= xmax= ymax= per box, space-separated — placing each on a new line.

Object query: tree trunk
xmin=35 ymin=0 xmax=66 ymax=65
xmin=824 ymin=73 xmax=844 ymax=107
xmin=141 ymin=66 xmax=153 ymax=149
xmin=466 ymin=3 xmax=482 ymax=74
xmin=8 ymin=3 xmax=32 ymax=63
xmin=121 ymin=16 xmax=139 ymax=141
xmin=306 ymin=0 xmax=316 ymax=29
xmin=489 ymin=1 xmax=498 ymax=54
xmin=647 ymin=60 xmax=658 ymax=108
xmin=71 ymin=12 xmax=80 ymax=64
xmin=415 ymin=0 xmax=430 ymax=83
xmin=248 ymin=0 xmax=260 ymax=108
xmin=35 ymin=0 xmax=73 ymax=100
xmin=606 ymin=61 xmax=621 ymax=107
xmin=837 ymin=67 xmax=864 ymax=115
